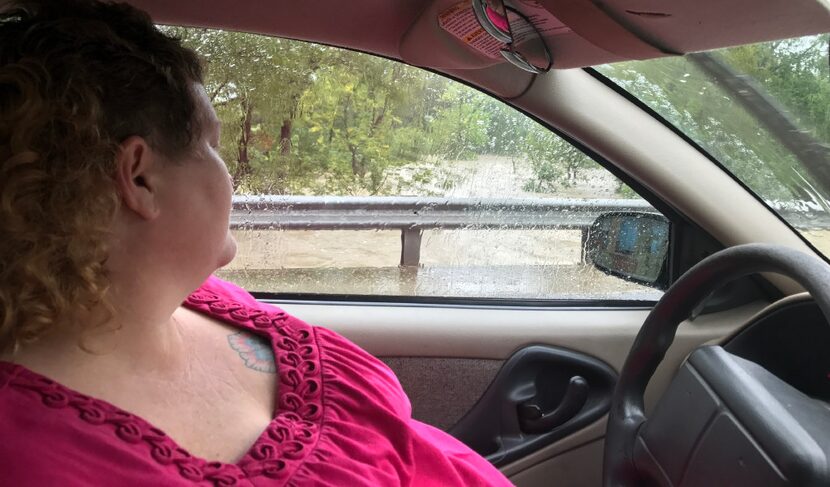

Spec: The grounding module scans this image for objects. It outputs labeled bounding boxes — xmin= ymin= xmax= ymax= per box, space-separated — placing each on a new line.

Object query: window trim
xmin=252 ymin=292 xmax=660 ymax=309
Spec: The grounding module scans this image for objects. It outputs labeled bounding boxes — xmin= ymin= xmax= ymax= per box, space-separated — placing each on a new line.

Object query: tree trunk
xmin=234 ymin=98 xmax=253 ymax=184
xmin=349 ymin=144 xmax=365 ymax=179
xmin=279 ymin=118 xmax=292 ymax=156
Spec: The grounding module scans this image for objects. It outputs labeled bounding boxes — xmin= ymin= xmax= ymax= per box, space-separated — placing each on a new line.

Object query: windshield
xmin=595 ymin=34 xmax=830 ymax=257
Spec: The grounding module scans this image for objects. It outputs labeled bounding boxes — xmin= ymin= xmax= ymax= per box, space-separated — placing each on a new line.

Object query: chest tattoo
xmin=227 ymin=332 xmax=277 ymax=374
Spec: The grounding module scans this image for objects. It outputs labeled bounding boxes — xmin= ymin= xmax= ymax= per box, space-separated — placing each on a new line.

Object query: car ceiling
xmin=130 ymin=0 xmax=830 ymax=72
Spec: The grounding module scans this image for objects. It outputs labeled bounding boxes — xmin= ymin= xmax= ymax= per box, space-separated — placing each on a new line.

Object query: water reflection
xmin=216 ymin=264 xmax=659 ymax=300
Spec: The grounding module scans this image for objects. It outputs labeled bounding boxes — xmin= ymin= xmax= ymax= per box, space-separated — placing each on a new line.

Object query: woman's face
xmin=155 ymin=84 xmax=237 ymax=279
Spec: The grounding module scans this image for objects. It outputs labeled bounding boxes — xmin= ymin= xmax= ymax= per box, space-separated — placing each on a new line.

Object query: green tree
xmin=292 ymin=51 xmax=432 ymax=194
xmin=427 ymin=84 xmax=492 ymax=160
xmin=483 ymin=99 xmax=533 ymax=157
xmin=725 ymin=35 xmax=830 ymax=144
xmin=172 ymin=28 xmax=326 ymax=188
xmin=598 ymin=56 xmax=796 ymax=200
xmin=522 ymin=126 xmax=595 ymax=192
xmin=597 ymin=35 xmax=830 ymax=202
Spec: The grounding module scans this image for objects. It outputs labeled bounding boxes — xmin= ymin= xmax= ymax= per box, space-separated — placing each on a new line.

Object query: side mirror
xmin=586 ymin=212 xmax=670 ymax=288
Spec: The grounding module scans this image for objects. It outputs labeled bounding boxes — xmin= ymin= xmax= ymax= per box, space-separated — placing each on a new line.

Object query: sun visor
xmin=581 ymin=0 xmax=830 ymax=56
xmin=399 ymin=0 xmax=630 ymax=70
xmin=443 ymin=62 xmax=536 ymax=99
xmin=401 ymin=0 xmax=830 ymax=71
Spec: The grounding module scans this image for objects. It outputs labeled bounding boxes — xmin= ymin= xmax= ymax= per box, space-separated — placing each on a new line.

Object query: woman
xmin=0 ymin=1 xmax=514 ymax=485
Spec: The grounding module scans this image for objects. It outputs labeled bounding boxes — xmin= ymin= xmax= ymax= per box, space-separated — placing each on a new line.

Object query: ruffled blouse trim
xmin=0 ymin=286 xmax=325 ymax=486
xmin=183 ymin=289 xmax=325 ymax=483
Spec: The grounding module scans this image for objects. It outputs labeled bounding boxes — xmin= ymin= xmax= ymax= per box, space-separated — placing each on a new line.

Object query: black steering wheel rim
xmin=602 ymin=243 xmax=830 ymax=487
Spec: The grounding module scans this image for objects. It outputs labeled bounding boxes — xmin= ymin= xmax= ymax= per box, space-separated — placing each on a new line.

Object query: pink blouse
xmin=0 ymin=276 xmax=513 ymax=486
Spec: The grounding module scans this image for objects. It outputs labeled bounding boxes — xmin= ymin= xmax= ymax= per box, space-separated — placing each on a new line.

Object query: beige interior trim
xmin=282 ymin=304 xmax=651 ymax=360
xmin=130 ymin=0 xmax=830 ymax=71
xmin=449 ymin=61 xmax=535 ymax=99
xmin=502 ymin=416 xmax=608 ymax=478
xmin=398 ymin=0 xmax=502 ymax=70
xmin=596 ymin=0 xmax=830 ymax=56
xmin=127 ymin=0 xmax=423 ymax=58
xmin=508 ymin=438 xmax=605 ymax=487
xmin=398 ymin=0 xmax=631 ymax=69
xmin=736 ymin=291 xmax=812 ymax=324
xmin=719 ymin=292 xmax=813 ymax=344
xmin=274 ymin=302 xmax=761 ymax=368
xmin=273 ymin=299 xmax=766 ymax=476
xmin=277 ymin=302 xmax=765 ymax=400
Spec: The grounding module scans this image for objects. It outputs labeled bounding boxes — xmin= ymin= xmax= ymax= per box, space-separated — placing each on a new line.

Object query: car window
xmin=172 ymin=27 xmax=666 ymax=301
xmin=595 ymin=35 xmax=830 ymax=259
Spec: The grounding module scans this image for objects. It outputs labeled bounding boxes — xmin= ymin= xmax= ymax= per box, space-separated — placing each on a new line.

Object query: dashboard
xmin=724 ymin=297 xmax=830 ymax=402
xmin=632 ymin=295 xmax=830 ymax=486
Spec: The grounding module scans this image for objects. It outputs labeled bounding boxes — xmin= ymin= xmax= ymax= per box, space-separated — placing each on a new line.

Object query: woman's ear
xmin=115 ymin=136 xmax=161 ymax=220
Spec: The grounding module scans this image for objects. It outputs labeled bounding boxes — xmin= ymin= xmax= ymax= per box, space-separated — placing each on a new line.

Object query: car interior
xmin=101 ymin=0 xmax=830 ymax=485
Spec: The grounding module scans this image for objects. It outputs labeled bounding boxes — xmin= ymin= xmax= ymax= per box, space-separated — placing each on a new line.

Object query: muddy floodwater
xmin=217 ymin=228 xmax=660 ymax=299
xmin=215 ymin=155 xmax=830 ymax=300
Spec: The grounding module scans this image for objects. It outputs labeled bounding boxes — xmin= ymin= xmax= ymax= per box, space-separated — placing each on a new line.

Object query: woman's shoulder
xmin=190 ymin=276 xmax=406 ymax=396
xmin=190 ymin=275 xmax=411 ymax=415
xmin=193 ymin=275 xmax=266 ymax=309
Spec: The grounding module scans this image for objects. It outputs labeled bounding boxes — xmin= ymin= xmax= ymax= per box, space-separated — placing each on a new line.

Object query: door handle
xmin=517 ymin=375 xmax=589 ymax=434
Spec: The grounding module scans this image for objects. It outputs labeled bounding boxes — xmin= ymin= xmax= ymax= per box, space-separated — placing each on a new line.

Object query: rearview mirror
xmin=586 ymin=212 xmax=670 ymax=287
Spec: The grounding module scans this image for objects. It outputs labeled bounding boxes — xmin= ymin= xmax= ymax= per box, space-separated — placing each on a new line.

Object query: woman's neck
xmin=0 ymin=285 xmax=193 ymax=380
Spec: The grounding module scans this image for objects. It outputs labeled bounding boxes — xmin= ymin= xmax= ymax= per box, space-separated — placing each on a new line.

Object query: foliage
xmin=170 ymin=27 xmax=827 ymax=202
xmin=291 ymin=52 xmax=425 ymax=194
xmin=484 ymin=101 xmax=533 ymax=156
xmin=522 ymin=128 xmax=595 ymax=192
xmin=427 ymin=83 xmax=492 ymax=160
xmin=726 ymin=36 xmax=830 ymax=144
xmin=170 ymin=27 xmax=619 ymax=197
xmin=596 ymin=34 xmax=830 ymax=203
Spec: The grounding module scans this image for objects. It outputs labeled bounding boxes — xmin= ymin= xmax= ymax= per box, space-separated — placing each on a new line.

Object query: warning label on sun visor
xmin=438 ymin=1 xmax=570 ymax=59
xmin=439 ymin=2 xmax=505 ymax=59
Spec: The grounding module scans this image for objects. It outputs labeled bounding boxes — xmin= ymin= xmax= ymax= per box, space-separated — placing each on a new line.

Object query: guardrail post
xmin=400 ymin=228 xmax=423 ymax=267
xmin=581 ymin=228 xmax=590 ymax=264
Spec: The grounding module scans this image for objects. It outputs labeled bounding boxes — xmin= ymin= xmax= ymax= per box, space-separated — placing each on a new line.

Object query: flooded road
xmin=218 ymin=156 xmax=660 ymax=300
xmin=218 ymin=155 xmax=830 ymax=299
xmin=217 ymin=264 xmax=659 ymax=300
xmin=218 ymin=228 xmax=658 ymax=299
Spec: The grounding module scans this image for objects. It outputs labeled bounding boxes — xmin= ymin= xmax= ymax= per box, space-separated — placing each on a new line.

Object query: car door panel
xmin=448 ymin=345 xmax=617 ymax=466
xmin=509 ymin=438 xmax=606 ymax=487
xmin=379 ymin=357 xmax=505 ymax=431
xmin=268 ymin=299 xmax=767 ymax=485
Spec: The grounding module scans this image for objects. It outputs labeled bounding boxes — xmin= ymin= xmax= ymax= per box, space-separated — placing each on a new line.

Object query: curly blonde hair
xmin=0 ymin=0 xmax=203 ymax=351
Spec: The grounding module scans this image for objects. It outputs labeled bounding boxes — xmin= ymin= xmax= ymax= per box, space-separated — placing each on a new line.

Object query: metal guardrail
xmin=231 ymin=195 xmax=655 ymax=266
xmin=231 ymin=195 xmax=655 ymax=230
xmin=230 ymin=195 xmax=830 ymax=266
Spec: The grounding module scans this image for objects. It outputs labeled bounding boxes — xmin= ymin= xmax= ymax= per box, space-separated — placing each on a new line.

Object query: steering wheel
xmin=602 ymin=243 xmax=830 ymax=486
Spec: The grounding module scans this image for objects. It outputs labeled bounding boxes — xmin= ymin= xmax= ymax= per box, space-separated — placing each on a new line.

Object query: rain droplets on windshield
xmin=597 ymin=34 xmax=830 ymax=258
